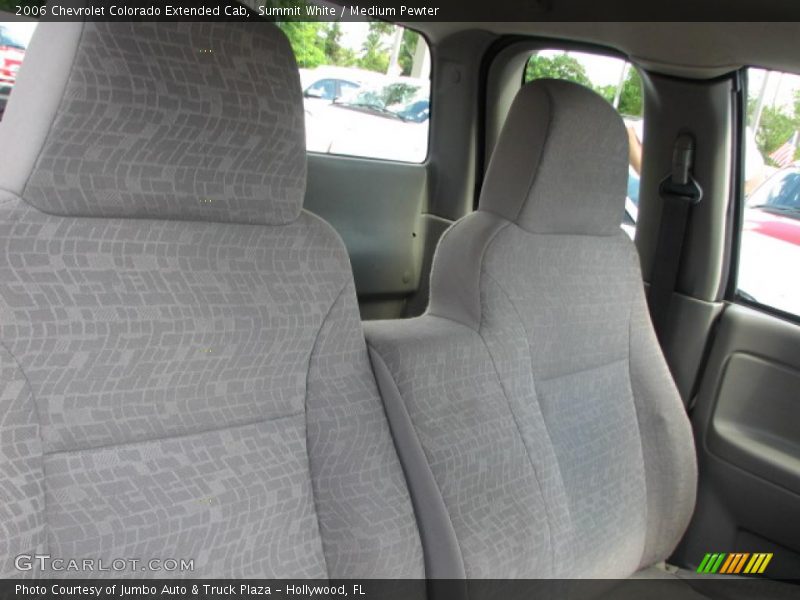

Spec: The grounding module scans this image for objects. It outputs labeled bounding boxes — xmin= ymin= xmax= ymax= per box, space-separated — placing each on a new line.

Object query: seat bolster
xmin=365 ymin=333 xmax=467 ymax=583
xmin=0 ymin=344 xmax=44 ymax=578
xmin=427 ymin=211 xmax=509 ymax=330
xmin=308 ymin=282 xmax=425 ymax=580
xmin=628 ymin=253 xmax=698 ymax=568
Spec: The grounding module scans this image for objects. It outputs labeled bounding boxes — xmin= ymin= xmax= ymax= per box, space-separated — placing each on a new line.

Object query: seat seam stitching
xmin=0 ymin=338 xmax=48 ymax=566
xmin=627 ymin=293 xmax=651 ymax=570
xmin=303 ymin=281 xmax=349 ymax=579
xmin=510 ymin=85 xmax=555 ymax=224
xmin=426 ymin=216 xmax=511 ymax=331
xmin=366 ymin=343 xmax=466 ymax=579
xmin=495 ymin=213 xmax=621 ymax=237
xmin=42 ymin=411 xmax=305 ymax=457
xmin=539 ymin=357 xmax=628 ymax=384
xmin=478 ymin=271 xmax=559 ymax=576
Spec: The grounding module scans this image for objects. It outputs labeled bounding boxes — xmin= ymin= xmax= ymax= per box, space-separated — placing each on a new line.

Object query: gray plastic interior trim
xmin=305 ymin=153 xmax=427 ymax=311
xmin=709 ymin=352 xmax=800 ymax=495
xmin=675 ymin=302 xmax=800 ymax=574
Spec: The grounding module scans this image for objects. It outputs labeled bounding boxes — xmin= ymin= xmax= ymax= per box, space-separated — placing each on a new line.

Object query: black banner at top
xmin=3 ymin=0 xmax=800 ymax=22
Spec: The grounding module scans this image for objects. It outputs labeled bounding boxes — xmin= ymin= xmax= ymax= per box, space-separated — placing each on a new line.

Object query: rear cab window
xmin=524 ymin=50 xmax=644 ymax=237
xmin=277 ymin=19 xmax=431 ymax=163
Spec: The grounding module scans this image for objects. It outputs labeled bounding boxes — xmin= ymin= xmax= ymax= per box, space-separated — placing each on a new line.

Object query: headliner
xmin=407 ymin=21 xmax=800 ymax=79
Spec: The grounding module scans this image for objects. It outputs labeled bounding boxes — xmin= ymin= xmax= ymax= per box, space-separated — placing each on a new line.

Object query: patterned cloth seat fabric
xmin=365 ymin=79 xmax=698 ymax=579
xmin=0 ymin=20 xmax=423 ymax=579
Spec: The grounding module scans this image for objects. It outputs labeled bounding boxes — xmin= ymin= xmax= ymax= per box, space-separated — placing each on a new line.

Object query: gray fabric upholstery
xmin=0 ymin=21 xmax=306 ymax=225
xmin=369 ymin=346 xmax=467 ymax=582
xmin=365 ymin=79 xmax=697 ymax=578
xmin=0 ymin=21 xmax=423 ymax=579
xmin=478 ymin=79 xmax=628 ymax=236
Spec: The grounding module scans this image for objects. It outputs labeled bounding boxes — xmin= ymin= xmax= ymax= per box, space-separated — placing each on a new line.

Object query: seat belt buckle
xmin=659 ymin=133 xmax=703 ymax=204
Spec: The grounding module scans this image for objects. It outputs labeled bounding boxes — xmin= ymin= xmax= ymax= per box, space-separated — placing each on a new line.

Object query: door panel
xmin=304 ymin=153 xmax=430 ymax=320
xmin=710 ymin=352 xmax=800 ymax=495
xmin=676 ymin=303 xmax=800 ymax=578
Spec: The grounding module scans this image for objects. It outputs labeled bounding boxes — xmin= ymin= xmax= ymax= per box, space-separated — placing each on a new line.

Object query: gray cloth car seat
xmin=365 ymin=79 xmax=698 ymax=579
xmin=0 ymin=20 xmax=424 ymax=578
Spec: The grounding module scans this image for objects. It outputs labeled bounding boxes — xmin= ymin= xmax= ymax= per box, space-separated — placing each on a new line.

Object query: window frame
xmin=298 ymin=20 xmax=434 ymax=166
xmin=729 ymin=66 xmax=800 ymax=326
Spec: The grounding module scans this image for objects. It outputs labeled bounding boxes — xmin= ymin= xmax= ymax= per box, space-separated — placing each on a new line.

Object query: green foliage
xmin=747 ymin=97 xmax=758 ymax=123
xmin=794 ymin=90 xmax=800 ymax=122
xmin=756 ymin=106 xmax=796 ymax=158
xmin=358 ymin=22 xmax=392 ymax=73
xmin=617 ymin=67 xmax=643 ymax=117
xmin=524 ymin=54 xmax=591 ymax=87
xmin=398 ymin=30 xmax=420 ymax=76
xmin=747 ymin=90 xmax=800 ymax=164
xmin=276 ymin=21 xmax=327 ymax=68
xmin=277 ymin=19 xmax=402 ymax=75
xmin=525 ymin=53 xmax=643 ymax=118
xmin=322 ymin=23 xmax=357 ymax=67
xmin=593 ymin=85 xmax=616 ymax=104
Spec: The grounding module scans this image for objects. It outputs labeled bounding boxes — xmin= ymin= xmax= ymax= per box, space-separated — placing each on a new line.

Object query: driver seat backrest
xmin=0 ymin=20 xmax=423 ymax=579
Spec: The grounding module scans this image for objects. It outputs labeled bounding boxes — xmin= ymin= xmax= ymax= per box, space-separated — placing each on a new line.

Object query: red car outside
xmin=739 ymin=166 xmax=800 ymax=315
xmin=0 ymin=25 xmax=27 ymax=117
xmin=744 ymin=166 xmax=800 ymax=246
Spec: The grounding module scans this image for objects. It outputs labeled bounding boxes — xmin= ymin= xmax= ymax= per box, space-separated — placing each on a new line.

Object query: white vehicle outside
xmin=738 ymin=222 xmax=800 ymax=315
xmin=305 ymin=77 xmax=430 ymax=163
xmin=299 ymin=66 xmax=385 ymax=110
xmin=737 ymin=167 xmax=800 ymax=316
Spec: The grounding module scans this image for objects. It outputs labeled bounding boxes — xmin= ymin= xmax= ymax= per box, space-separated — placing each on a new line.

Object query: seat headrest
xmin=479 ymin=79 xmax=628 ymax=236
xmin=0 ymin=20 xmax=306 ymax=225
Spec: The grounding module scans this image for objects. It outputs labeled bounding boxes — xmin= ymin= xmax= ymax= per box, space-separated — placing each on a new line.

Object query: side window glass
xmin=0 ymin=21 xmax=36 ymax=121
xmin=524 ymin=50 xmax=644 ymax=237
xmin=277 ymin=18 xmax=431 ymax=163
xmin=304 ymin=78 xmax=338 ymax=100
xmin=738 ymin=68 xmax=800 ymax=317
xmin=339 ymin=80 xmax=359 ymax=96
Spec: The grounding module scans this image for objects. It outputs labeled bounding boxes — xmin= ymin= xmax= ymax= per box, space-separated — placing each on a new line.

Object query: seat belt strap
xmin=648 ymin=133 xmax=703 ymax=343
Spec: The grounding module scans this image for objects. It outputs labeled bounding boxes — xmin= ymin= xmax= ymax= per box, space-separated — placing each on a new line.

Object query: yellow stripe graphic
xmin=744 ymin=554 xmax=760 ymax=574
xmin=758 ymin=553 xmax=773 ymax=574
xmin=699 ymin=551 xmax=773 ymax=575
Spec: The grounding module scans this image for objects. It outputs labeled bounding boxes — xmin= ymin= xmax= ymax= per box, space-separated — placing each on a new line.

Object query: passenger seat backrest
xmin=365 ymin=79 xmax=697 ymax=578
xmin=0 ymin=20 xmax=423 ymax=579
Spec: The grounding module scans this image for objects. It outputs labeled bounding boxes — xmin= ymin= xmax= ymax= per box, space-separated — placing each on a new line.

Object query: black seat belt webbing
xmin=648 ymin=133 xmax=703 ymax=343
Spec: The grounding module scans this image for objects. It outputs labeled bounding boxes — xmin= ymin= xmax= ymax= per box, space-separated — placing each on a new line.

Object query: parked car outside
xmin=0 ymin=25 xmax=27 ymax=118
xmin=738 ymin=166 xmax=800 ymax=314
xmin=305 ymin=77 xmax=430 ymax=163
xmin=299 ymin=66 xmax=385 ymax=108
xmin=622 ymin=149 xmax=799 ymax=314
